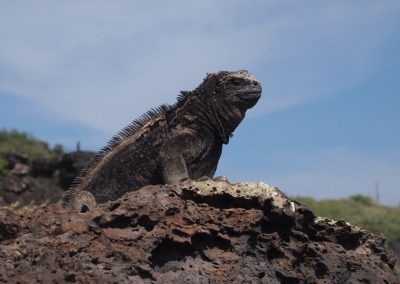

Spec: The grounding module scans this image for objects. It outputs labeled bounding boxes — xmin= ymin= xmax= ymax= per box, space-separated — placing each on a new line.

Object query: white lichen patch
xmin=314 ymin=217 xmax=363 ymax=231
xmin=314 ymin=217 xmax=336 ymax=225
xmin=290 ymin=201 xmax=296 ymax=212
xmin=186 ymin=180 xmax=290 ymax=209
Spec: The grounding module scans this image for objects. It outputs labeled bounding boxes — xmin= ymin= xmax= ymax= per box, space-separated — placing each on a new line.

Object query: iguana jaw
xmin=235 ymin=88 xmax=261 ymax=99
xmin=231 ymin=88 xmax=262 ymax=108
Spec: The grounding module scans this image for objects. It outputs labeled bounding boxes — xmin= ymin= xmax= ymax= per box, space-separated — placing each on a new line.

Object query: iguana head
xmin=198 ymin=70 xmax=262 ymax=143
xmin=214 ymin=70 xmax=262 ymax=109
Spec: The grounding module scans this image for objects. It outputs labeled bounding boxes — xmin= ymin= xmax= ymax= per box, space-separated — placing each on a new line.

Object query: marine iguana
xmin=63 ymin=70 xmax=262 ymax=212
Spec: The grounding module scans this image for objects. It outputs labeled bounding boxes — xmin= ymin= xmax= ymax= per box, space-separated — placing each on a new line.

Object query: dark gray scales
xmin=63 ymin=70 xmax=262 ymax=212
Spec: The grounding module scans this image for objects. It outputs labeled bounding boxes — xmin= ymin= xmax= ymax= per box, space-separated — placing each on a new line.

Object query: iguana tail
xmin=62 ymin=190 xmax=97 ymax=213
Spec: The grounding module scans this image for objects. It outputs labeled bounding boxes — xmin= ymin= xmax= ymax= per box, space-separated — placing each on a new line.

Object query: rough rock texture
xmin=0 ymin=151 xmax=94 ymax=206
xmin=0 ymin=180 xmax=398 ymax=283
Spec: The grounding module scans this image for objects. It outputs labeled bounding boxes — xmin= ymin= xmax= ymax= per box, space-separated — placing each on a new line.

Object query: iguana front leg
xmin=159 ymin=131 xmax=199 ymax=184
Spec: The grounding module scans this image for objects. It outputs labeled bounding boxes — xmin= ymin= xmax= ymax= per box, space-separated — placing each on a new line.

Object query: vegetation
xmin=9 ymin=201 xmax=39 ymax=213
xmin=294 ymin=195 xmax=400 ymax=245
xmin=0 ymin=129 xmax=63 ymax=177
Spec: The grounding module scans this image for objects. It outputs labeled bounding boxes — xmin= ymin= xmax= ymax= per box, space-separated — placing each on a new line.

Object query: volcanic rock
xmin=3 ymin=152 xmax=29 ymax=169
xmin=57 ymin=151 xmax=95 ymax=190
xmin=0 ymin=180 xmax=398 ymax=283
xmin=10 ymin=163 xmax=29 ymax=176
xmin=0 ymin=151 xmax=94 ymax=206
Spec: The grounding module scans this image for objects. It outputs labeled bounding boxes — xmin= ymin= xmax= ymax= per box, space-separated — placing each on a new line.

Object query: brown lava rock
xmin=0 ymin=180 xmax=398 ymax=283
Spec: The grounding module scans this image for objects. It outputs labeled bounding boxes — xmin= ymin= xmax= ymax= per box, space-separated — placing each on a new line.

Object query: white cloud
xmin=0 ymin=1 xmax=399 ymax=134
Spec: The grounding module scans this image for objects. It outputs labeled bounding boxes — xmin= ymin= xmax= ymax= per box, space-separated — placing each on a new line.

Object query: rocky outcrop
xmin=0 ymin=151 xmax=94 ymax=206
xmin=0 ymin=180 xmax=397 ymax=283
xmin=56 ymin=152 xmax=95 ymax=190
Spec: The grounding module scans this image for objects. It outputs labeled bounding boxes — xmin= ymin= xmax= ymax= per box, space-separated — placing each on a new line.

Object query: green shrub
xmin=0 ymin=129 xmax=54 ymax=159
xmin=0 ymin=129 xmax=65 ymax=178
xmin=9 ymin=201 xmax=38 ymax=213
xmin=349 ymin=194 xmax=374 ymax=206
xmin=52 ymin=144 xmax=64 ymax=156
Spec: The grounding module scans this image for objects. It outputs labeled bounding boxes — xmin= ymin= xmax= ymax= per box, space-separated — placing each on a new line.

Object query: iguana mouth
xmin=235 ymin=88 xmax=261 ymax=96
xmin=234 ymin=88 xmax=262 ymax=106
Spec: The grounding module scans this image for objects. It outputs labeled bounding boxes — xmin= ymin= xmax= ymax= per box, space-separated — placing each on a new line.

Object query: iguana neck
xmin=181 ymin=93 xmax=232 ymax=145
xmin=203 ymin=96 xmax=232 ymax=144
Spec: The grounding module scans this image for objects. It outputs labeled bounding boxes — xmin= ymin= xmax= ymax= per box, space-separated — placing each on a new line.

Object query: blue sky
xmin=0 ymin=1 xmax=399 ymax=205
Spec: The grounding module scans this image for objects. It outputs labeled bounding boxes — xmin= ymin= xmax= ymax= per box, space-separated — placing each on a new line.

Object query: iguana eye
xmin=231 ymin=78 xmax=242 ymax=86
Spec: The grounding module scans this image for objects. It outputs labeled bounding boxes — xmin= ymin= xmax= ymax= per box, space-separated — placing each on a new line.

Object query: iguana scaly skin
xmin=63 ymin=70 xmax=262 ymax=212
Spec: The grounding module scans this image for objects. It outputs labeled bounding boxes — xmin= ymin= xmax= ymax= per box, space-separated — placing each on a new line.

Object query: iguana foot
xmin=196 ymin=175 xmax=212 ymax=182
xmin=213 ymin=176 xmax=231 ymax=184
